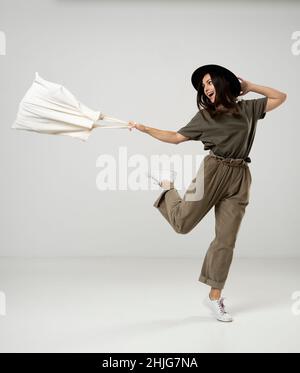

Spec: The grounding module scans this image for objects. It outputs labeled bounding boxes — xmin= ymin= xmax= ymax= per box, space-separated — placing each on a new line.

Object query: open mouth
xmin=208 ymin=92 xmax=214 ymax=98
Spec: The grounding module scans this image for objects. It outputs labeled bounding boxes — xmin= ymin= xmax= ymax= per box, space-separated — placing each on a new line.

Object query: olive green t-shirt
xmin=177 ymin=97 xmax=268 ymax=161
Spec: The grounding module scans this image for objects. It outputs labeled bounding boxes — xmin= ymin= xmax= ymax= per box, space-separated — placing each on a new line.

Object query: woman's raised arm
xmin=238 ymin=76 xmax=287 ymax=113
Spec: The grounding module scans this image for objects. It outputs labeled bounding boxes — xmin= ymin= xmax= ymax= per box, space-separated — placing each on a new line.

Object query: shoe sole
xmin=216 ymin=317 xmax=233 ymax=322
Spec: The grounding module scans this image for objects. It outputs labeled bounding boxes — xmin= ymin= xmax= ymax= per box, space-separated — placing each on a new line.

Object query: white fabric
xmin=12 ymin=73 xmax=129 ymax=141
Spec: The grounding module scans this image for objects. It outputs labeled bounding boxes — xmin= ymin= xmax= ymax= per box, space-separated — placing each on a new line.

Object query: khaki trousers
xmin=153 ymin=151 xmax=252 ymax=290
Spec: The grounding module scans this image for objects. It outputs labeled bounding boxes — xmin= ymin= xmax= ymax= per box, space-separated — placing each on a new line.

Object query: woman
xmin=128 ymin=64 xmax=287 ymax=322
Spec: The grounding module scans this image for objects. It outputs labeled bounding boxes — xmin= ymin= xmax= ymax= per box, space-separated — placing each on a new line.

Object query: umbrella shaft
xmin=93 ymin=121 xmax=129 ymax=129
xmin=99 ymin=115 xmax=129 ymax=124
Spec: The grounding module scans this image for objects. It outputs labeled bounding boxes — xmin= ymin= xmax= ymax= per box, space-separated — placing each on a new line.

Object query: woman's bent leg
xmin=153 ymin=155 xmax=226 ymax=234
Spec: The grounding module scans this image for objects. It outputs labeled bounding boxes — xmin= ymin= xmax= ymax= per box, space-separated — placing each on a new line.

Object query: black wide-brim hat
xmin=191 ymin=64 xmax=241 ymax=97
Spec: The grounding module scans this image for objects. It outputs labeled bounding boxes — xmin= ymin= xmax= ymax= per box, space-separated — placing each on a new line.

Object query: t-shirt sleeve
xmin=244 ymin=96 xmax=268 ymax=121
xmin=176 ymin=110 xmax=204 ymax=141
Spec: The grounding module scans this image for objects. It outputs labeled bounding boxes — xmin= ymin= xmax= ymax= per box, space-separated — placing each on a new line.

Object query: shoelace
xmin=217 ymin=297 xmax=227 ymax=314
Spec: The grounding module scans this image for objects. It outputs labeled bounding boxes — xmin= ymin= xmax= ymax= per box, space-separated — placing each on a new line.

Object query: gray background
xmin=0 ymin=0 xmax=299 ymax=258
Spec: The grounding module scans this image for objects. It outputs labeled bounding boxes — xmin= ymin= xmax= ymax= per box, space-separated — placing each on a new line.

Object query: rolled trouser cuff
xmin=198 ymin=275 xmax=225 ymax=290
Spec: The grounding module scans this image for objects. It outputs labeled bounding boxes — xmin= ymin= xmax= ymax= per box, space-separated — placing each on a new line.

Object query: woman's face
xmin=202 ymin=73 xmax=216 ymax=103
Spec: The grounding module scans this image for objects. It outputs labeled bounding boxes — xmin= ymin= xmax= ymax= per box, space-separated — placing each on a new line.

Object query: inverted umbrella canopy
xmin=12 ymin=72 xmax=130 ymax=141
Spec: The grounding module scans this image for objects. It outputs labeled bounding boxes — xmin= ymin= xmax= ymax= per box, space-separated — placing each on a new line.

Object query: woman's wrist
xmin=249 ymin=82 xmax=265 ymax=93
xmin=247 ymin=82 xmax=256 ymax=92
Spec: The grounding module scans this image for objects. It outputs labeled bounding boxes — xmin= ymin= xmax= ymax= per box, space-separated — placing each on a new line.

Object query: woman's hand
xmin=128 ymin=121 xmax=147 ymax=132
xmin=237 ymin=76 xmax=253 ymax=96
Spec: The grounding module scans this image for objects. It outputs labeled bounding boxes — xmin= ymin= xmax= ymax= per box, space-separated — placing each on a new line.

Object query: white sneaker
xmin=146 ymin=169 xmax=177 ymax=189
xmin=205 ymin=295 xmax=233 ymax=322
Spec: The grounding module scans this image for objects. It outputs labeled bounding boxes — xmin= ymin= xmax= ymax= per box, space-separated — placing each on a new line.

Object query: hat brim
xmin=191 ymin=64 xmax=241 ymax=97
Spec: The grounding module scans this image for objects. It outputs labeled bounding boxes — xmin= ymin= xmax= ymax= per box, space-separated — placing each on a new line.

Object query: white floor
xmin=0 ymin=257 xmax=299 ymax=353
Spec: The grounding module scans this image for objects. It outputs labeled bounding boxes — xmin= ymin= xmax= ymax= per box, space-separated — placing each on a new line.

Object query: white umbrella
xmin=12 ymin=72 xmax=130 ymax=141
